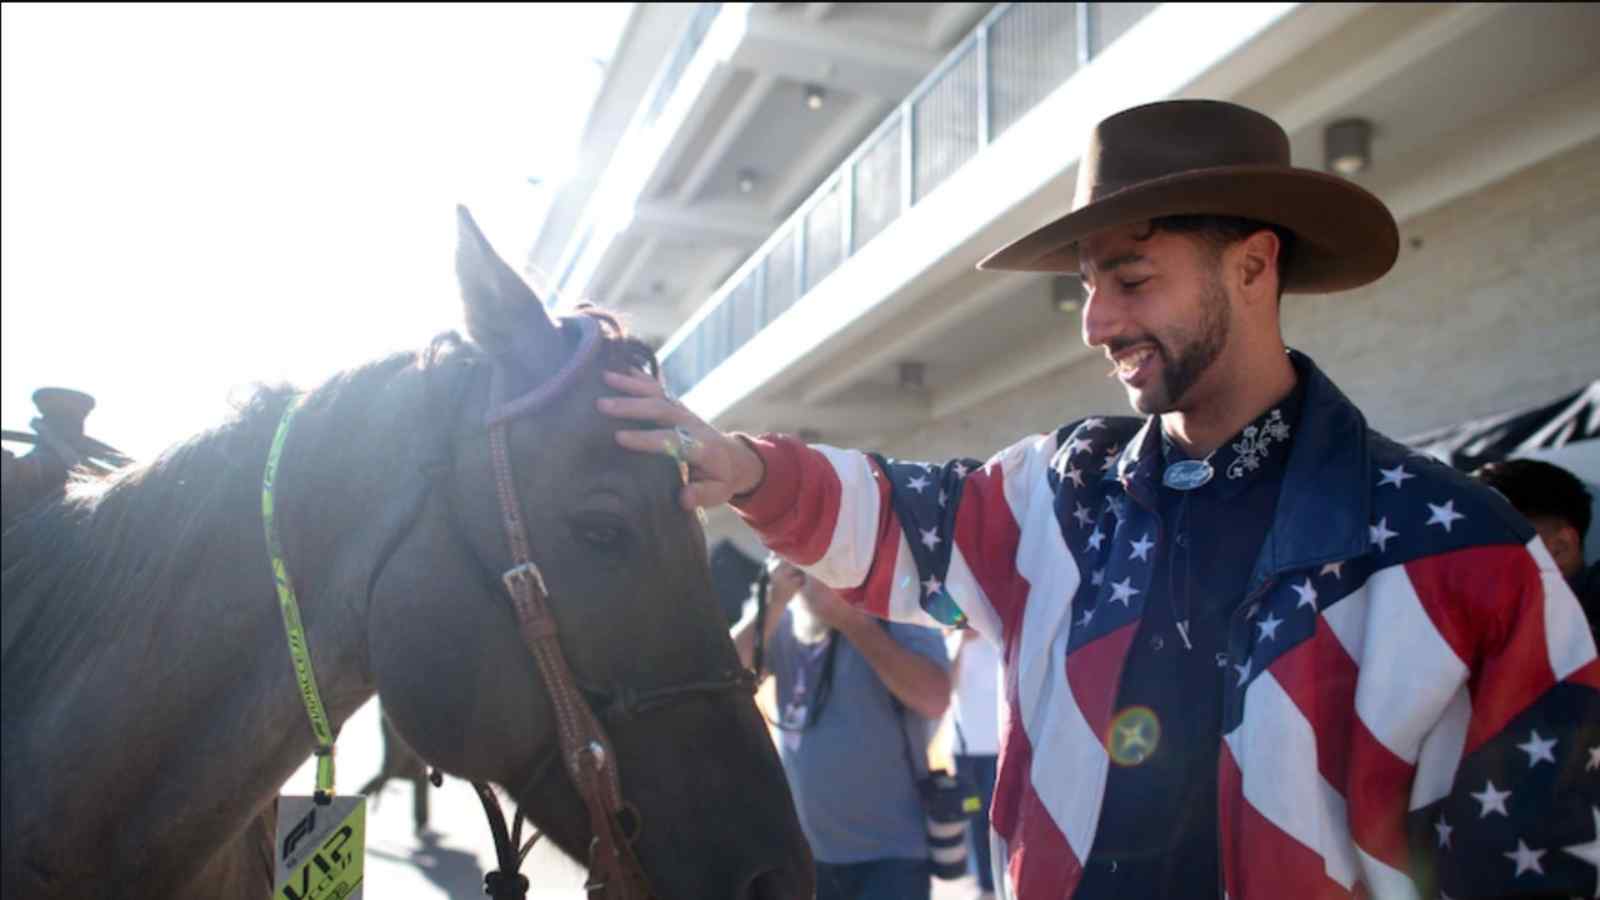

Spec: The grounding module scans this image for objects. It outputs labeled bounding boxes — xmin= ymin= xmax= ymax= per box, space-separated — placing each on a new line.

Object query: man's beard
xmin=1131 ymin=274 xmax=1232 ymax=415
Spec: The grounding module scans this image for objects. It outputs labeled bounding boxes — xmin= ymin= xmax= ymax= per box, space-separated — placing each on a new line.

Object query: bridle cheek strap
xmin=488 ymin=415 xmax=654 ymax=900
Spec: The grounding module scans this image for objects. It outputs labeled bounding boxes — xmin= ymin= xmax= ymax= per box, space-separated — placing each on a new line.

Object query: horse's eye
xmin=571 ymin=514 xmax=629 ymax=553
xmin=580 ymin=526 xmax=622 ymax=547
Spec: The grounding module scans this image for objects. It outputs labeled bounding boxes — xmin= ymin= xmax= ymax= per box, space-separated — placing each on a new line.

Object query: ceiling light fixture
xmin=804 ymin=84 xmax=826 ymax=111
xmin=898 ymin=361 xmax=926 ymax=391
xmin=1324 ymin=118 xmax=1373 ymax=177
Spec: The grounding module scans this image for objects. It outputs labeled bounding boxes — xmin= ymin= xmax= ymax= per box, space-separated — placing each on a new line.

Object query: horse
xmin=1 ymin=207 xmax=813 ymax=900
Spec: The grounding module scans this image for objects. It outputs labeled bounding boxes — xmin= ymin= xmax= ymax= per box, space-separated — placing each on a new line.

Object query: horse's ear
xmin=455 ymin=204 xmax=564 ymax=370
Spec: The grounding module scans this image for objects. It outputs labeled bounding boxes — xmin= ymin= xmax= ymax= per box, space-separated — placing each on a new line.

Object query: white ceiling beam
xmin=734 ymin=10 xmax=944 ymax=99
xmin=601 ymin=234 xmax=661 ymax=307
xmin=1376 ymin=68 xmax=1600 ymax=226
xmin=767 ymin=96 xmax=892 ymax=220
xmin=631 ymin=201 xmax=774 ymax=245
xmin=641 ymin=66 xmax=739 ymax=199
xmin=1265 ymin=3 xmax=1510 ymax=136
xmin=674 ymin=73 xmax=781 ymax=204
xmin=675 ymin=246 xmax=751 ymax=314
xmin=804 ymin=3 xmax=836 ymax=23
xmin=925 ymin=3 xmax=990 ymax=50
xmin=613 ymin=305 xmax=684 ymax=347
xmin=801 ymin=270 xmax=1036 ymax=404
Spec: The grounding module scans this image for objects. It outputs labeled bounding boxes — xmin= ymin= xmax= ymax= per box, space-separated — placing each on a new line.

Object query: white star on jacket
xmin=1074 ymin=503 xmax=1094 ymax=528
xmin=1560 ymin=806 xmax=1600 ymax=895
xmin=920 ymin=527 xmax=941 ymax=550
xmin=1066 ymin=437 xmax=1092 ymax=458
xmin=1472 ymin=780 xmax=1512 ymax=818
xmin=1377 ymin=464 xmax=1415 ymax=489
xmin=1370 ymin=517 xmax=1399 ymax=552
xmin=1065 ymin=465 xmax=1085 ymax=488
xmin=1109 ymin=577 xmax=1139 ymax=606
xmin=1435 ymin=817 xmax=1452 ymax=849
xmin=1087 ymin=527 xmax=1105 ymax=552
xmin=923 ymin=575 xmax=943 ymax=597
xmin=1082 ymin=417 xmax=1105 ymax=431
xmin=1504 ymin=839 xmax=1546 ymax=877
xmin=1292 ymin=579 xmax=1319 ymax=611
xmin=1233 ymin=658 xmax=1252 ymax=686
xmin=1257 ymin=613 xmax=1283 ymax=641
xmin=1426 ymin=499 xmax=1466 ymax=532
xmin=1516 ymin=730 xmax=1557 ymax=767
xmin=1129 ymin=533 xmax=1155 ymax=562
xmin=906 ymin=474 xmax=930 ymax=493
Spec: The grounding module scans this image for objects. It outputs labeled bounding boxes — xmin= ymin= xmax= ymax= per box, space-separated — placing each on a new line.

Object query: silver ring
xmin=674 ymin=426 xmax=700 ymax=455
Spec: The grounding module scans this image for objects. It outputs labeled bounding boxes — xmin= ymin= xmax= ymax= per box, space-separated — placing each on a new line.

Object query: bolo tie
xmin=1161 ymin=437 xmax=1214 ymax=651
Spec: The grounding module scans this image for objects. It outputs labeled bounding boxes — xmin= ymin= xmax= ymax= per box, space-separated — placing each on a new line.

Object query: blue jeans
xmin=815 ymin=858 xmax=931 ymax=900
xmin=956 ymin=753 xmax=999 ymax=892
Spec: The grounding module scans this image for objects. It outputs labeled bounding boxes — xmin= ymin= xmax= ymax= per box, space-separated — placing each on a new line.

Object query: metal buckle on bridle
xmin=575 ymin=739 xmax=607 ymax=772
xmin=502 ymin=561 xmax=547 ymax=596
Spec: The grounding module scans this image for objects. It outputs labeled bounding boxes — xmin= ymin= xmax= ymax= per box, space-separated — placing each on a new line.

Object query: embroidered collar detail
xmin=1225 ymin=408 xmax=1291 ymax=480
xmin=1158 ymin=393 xmax=1300 ymax=495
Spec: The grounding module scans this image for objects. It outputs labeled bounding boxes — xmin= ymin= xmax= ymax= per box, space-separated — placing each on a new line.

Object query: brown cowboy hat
xmin=978 ymin=99 xmax=1399 ymax=293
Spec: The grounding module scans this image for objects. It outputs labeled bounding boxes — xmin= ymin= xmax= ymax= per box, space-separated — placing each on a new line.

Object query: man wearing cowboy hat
xmin=601 ymin=100 xmax=1599 ymax=899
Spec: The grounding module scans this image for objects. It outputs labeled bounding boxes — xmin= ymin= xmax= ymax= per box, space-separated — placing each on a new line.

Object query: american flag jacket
xmin=732 ymin=351 xmax=1600 ymax=899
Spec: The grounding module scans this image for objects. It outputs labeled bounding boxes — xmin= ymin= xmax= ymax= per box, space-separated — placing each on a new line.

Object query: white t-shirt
xmin=947 ymin=630 xmax=1002 ymax=756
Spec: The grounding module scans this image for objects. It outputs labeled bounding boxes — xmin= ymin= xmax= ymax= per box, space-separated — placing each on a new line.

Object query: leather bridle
xmin=470 ymin=316 xmax=755 ymax=900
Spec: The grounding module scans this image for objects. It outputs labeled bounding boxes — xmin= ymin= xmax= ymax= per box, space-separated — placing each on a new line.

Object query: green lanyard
xmin=263 ymin=399 xmax=337 ymax=801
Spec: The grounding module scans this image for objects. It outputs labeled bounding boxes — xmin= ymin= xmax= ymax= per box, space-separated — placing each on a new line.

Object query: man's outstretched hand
xmin=598 ymin=370 xmax=767 ymax=511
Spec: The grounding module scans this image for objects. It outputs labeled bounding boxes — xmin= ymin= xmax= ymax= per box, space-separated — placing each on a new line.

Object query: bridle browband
xmin=474 ymin=316 xmax=754 ymax=899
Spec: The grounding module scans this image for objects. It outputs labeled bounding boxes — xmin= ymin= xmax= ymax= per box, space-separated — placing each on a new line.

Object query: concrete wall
xmin=871 ymin=137 xmax=1600 ymax=463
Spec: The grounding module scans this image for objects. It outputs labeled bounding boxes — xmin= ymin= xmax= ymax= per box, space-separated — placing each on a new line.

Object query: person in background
xmin=1475 ymin=458 xmax=1600 ymax=634
xmin=733 ymin=557 xmax=952 ymax=900
xmin=947 ymin=626 xmax=1002 ymax=900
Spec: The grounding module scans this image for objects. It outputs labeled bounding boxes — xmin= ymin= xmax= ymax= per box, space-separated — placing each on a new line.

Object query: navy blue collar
xmin=1109 ymin=350 xmax=1372 ymax=584
xmin=1159 ymin=380 xmax=1302 ymax=499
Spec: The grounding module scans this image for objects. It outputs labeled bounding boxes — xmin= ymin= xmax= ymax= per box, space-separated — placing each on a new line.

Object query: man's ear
xmin=1234 ymin=229 xmax=1281 ymax=300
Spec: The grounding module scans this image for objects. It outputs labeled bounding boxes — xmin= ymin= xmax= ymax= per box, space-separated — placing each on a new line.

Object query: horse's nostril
xmin=739 ymin=867 xmax=797 ymax=900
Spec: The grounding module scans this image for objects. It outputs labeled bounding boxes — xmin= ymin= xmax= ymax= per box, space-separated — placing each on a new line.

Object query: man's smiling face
xmin=1078 ymin=222 xmax=1235 ymax=416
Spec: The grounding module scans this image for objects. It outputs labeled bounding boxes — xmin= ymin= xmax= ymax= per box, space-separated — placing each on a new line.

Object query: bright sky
xmin=2 ymin=3 xmax=632 ymax=458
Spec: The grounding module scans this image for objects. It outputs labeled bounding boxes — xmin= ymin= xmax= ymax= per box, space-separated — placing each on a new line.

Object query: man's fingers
xmin=600 ymin=394 xmax=692 ymax=427
xmin=602 ymin=370 xmax=665 ymax=398
xmin=615 ymin=427 xmax=683 ymax=455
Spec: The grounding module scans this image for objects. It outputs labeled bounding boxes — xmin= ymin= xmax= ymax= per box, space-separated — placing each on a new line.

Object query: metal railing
xmin=659 ymin=2 xmax=1159 ymax=398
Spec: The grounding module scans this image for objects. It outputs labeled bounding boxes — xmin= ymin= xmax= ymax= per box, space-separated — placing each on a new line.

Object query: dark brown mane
xmin=572 ymin=304 xmax=660 ymax=380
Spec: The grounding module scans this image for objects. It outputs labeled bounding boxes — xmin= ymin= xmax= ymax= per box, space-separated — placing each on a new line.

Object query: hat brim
xmin=977 ymin=165 xmax=1399 ymax=294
